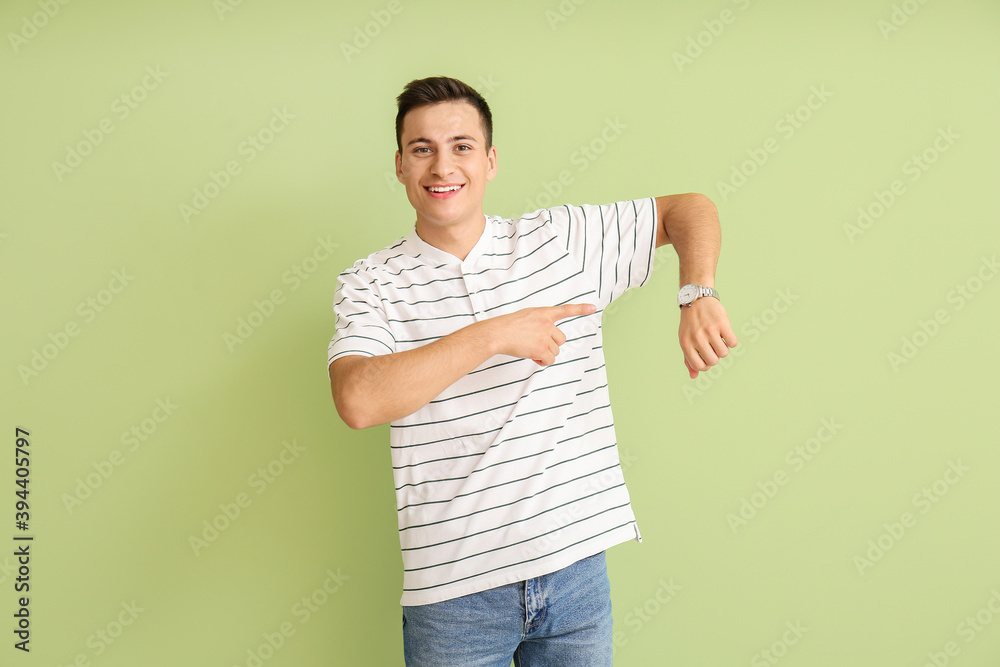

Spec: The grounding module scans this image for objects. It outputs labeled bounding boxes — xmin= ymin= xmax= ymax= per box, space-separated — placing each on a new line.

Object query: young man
xmin=328 ymin=76 xmax=736 ymax=666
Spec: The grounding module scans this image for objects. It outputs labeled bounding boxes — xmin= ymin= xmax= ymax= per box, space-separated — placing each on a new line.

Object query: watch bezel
xmin=677 ymin=283 xmax=699 ymax=306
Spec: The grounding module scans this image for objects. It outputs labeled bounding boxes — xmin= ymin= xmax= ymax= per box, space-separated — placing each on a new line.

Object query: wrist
xmin=677 ymin=283 xmax=719 ymax=308
xmin=466 ymin=317 xmax=500 ymax=357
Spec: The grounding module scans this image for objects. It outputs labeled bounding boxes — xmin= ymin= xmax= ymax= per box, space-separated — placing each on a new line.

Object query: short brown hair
xmin=395 ymin=76 xmax=493 ymax=151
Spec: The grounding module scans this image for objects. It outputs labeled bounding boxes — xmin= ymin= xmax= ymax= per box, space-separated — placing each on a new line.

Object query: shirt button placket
xmin=465 ymin=271 xmax=484 ymax=320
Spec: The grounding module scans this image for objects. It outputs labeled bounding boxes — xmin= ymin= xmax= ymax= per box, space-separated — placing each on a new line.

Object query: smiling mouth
xmin=424 ymin=184 xmax=464 ymax=199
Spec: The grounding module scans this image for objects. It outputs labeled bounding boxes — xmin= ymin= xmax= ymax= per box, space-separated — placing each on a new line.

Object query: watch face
xmin=678 ymin=284 xmax=698 ymax=304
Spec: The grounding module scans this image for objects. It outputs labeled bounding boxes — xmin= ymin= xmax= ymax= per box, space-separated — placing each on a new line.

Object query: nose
xmin=430 ymin=151 xmax=455 ymax=178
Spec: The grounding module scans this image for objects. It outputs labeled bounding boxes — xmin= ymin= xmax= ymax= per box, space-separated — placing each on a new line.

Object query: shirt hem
xmin=398 ymin=522 xmax=641 ymax=607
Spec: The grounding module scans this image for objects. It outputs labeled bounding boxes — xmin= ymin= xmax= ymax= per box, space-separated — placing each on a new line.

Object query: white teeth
xmin=428 ymin=185 xmax=462 ymax=192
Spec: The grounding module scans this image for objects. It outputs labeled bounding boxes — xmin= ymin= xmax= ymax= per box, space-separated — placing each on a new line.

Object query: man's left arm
xmin=654 ymin=193 xmax=738 ymax=379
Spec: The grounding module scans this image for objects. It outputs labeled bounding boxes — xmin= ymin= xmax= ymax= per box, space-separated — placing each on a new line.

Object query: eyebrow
xmin=406 ymin=135 xmax=479 ymax=147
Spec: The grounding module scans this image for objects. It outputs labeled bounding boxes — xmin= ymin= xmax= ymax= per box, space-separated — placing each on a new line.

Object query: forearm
xmin=655 ymin=193 xmax=737 ymax=378
xmin=330 ymin=319 xmax=499 ymax=429
xmin=659 ymin=193 xmax=721 ymax=287
xmin=330 ymin=302 xmax=595 ymax=428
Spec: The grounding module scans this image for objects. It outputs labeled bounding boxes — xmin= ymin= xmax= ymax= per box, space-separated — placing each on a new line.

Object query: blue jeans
xmin=402 ymin=551 xmax=613 ymax=667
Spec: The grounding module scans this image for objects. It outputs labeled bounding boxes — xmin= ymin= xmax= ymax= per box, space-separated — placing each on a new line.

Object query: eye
xmin=455 ymin=144 xmax=472 ymax=152
xmin=412 ymin=146 xmax=431 ymax=154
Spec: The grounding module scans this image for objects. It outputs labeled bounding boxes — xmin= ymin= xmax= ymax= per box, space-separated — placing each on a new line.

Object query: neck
xmin=415 ymin=214 xmax=486 ymax=261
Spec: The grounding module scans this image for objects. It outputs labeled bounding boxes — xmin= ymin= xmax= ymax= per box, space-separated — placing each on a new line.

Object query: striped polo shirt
xmin=328 ymin=198 xmax=658 ymax=606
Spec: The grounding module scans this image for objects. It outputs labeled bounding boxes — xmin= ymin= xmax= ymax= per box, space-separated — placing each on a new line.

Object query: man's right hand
xmin=330 ymin=302 xmax=597 ymax=429
xmin=484 ymin=303 xmax=597 ymax=366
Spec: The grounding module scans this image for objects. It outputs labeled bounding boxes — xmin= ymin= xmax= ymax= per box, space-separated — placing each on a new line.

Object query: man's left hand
xmin=679 ymin=297 xmax=738 ymax=379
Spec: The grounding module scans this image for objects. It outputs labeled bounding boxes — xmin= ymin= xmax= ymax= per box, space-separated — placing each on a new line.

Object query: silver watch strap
xmin=698 ymin=286 xmax=719 ymax=300
xmin=679 ymin=284 xmax=719 ymax=307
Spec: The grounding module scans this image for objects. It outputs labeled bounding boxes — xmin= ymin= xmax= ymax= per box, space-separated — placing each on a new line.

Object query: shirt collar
xmin=405 ymin=216 xmax=494 ymax=271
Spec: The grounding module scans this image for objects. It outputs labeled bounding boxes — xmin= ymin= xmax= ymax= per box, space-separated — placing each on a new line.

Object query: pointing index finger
xmin=551 ymin=303 xmax=597 ymax=321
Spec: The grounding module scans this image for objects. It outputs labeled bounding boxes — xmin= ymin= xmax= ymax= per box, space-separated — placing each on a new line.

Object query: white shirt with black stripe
xmin=328 ymin=198 xmax=658 ymax=606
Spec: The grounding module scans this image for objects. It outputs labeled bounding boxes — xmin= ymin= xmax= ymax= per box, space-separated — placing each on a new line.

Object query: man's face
xmin=395 ymin=101 xmax=497 ymax=237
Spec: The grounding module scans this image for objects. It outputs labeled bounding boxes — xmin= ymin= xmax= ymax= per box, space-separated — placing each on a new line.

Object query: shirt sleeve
xmin=327 ymin=263 xmax=397 ymax=366
xmin=546 ymin=198 xmax=658 ymax=309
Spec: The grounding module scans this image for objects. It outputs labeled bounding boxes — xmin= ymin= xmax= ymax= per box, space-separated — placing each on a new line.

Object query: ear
xmin=395 ymin=151 xmax=404 ymax=182
xmin=486 ymin=145 xmax=498 ymax=182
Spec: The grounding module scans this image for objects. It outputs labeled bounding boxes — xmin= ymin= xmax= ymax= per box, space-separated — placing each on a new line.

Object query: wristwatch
xmin=677 ymin=284 xmax=719 ymax=307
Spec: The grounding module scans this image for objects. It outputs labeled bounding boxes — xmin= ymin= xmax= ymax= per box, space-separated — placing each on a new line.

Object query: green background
xmin=2 ymin=0 xmax=999 ymax=665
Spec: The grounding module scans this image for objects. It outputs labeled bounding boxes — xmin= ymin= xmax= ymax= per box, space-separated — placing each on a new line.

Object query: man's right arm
xmin=329 ymin=303 xmax=595 ymax=429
